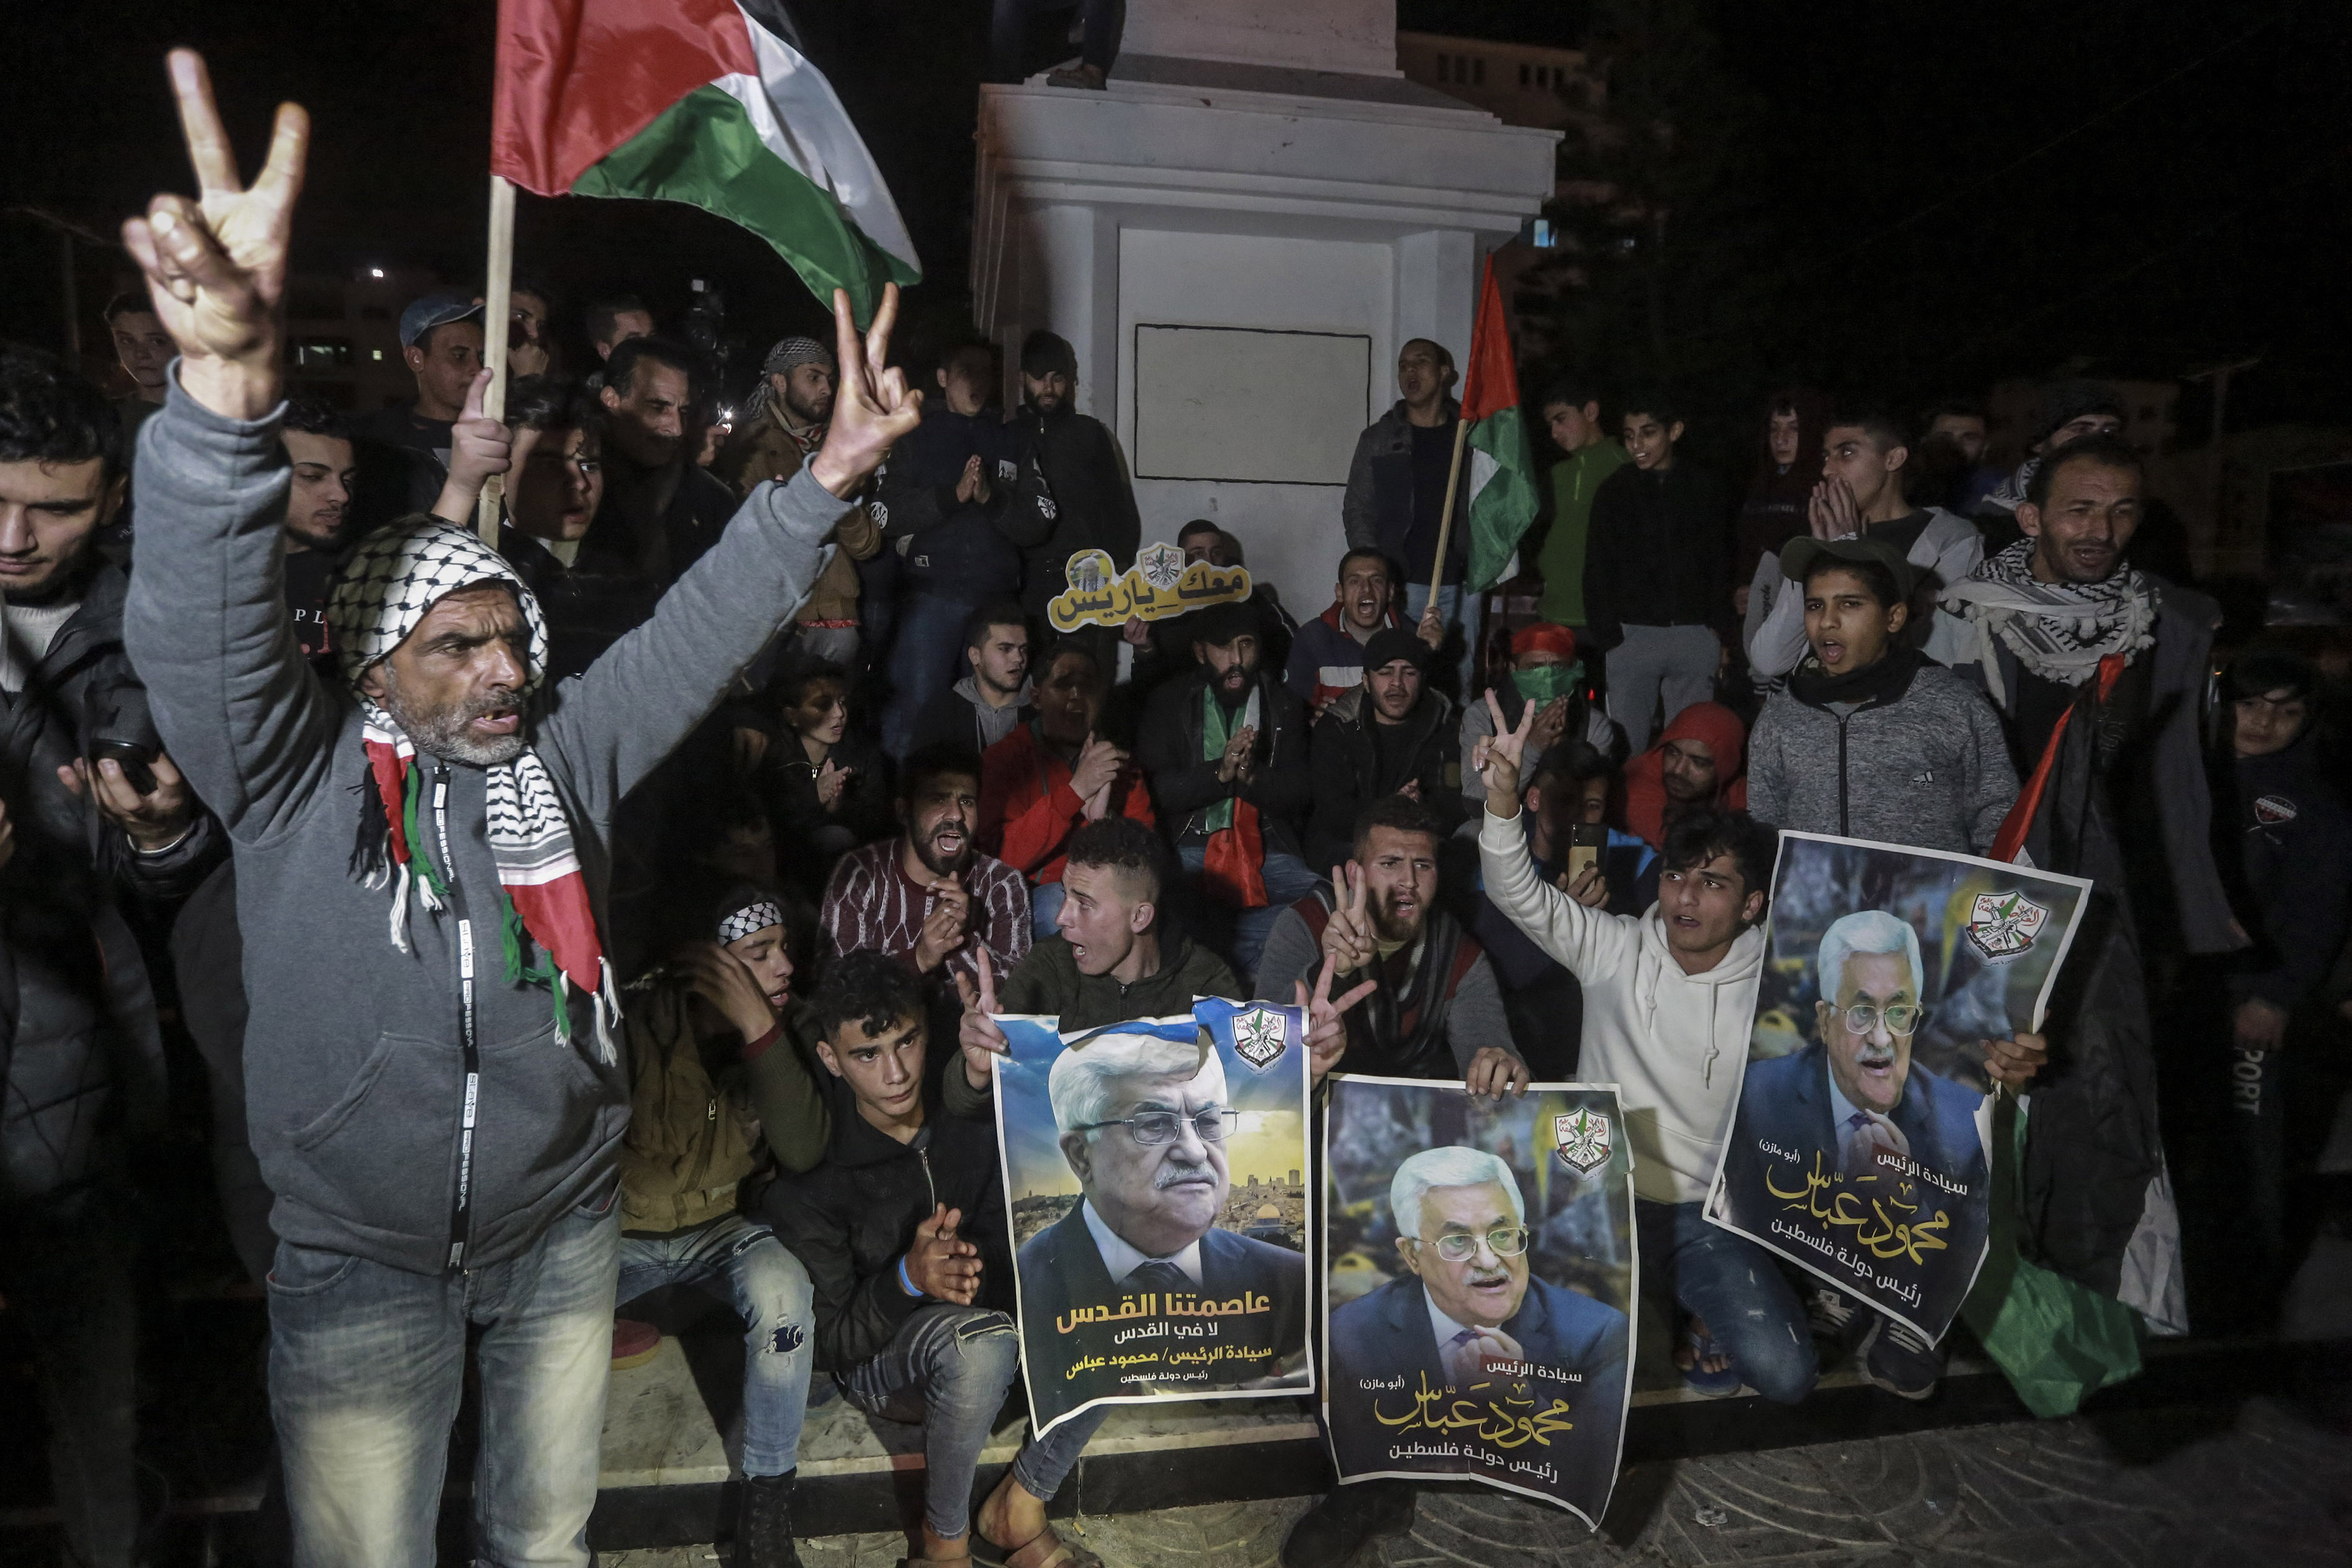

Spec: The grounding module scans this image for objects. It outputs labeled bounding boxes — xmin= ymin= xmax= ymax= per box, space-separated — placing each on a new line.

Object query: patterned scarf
xmin=328 ymin=519 xmax=619 ymax=1060
xmin=1940 ymin=538 xmax=2157 ymax=706
xmin=743 ymin=335 xmax=834 ymax=422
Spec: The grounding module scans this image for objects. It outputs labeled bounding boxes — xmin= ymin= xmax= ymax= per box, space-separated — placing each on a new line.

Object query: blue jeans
xmin=1175 ymin=845 xmax=1321 ymax=985
xmin=268 ymin=1191 xmax=621 ymax=1568
xmin=839 ymin=1305 xmax=1108 ymax=1538
xmin=618 ymin=1213 xmax=815 ymax=1477
xmin=886 ymin=592 xmax=976 ymax=759
xmin=1404 ymin=581 xmax=1484 ymax=707
xmin=1635 ymin=1198 xmax=1816 ymax=1405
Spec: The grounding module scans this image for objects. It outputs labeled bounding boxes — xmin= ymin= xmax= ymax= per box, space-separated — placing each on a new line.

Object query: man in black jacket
xmin=1582 ymin=392 xmax=1732 ymax=753
xmin=763 ymin=953 xmax=1108 ymax=1568
xmin=1304 ymin=626 xmax=1462 ymax=869
xmin=878 ymin=345 xmax=1040 ymax=757
xmin=2 ymin=349 xmax=216 ymax=1568
xmin=1005 ymin=331 xmax=1141 ymax=643
xmin=1136 ymin=602 xmax=1319 ymax=981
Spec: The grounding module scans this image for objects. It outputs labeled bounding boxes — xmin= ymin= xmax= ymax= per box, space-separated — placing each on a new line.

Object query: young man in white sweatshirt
xmin=1473 ymin=695 xmax=1817 ymax=1403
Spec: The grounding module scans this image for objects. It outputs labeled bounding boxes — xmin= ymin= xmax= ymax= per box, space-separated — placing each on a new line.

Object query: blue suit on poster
xmin=1327 ymin=1273 xmax=1628 ymax=1507
xmin=1018 ymin=1207 xmax=1307 ymax=1428
xmin=1717 ymin=1041 xmax=1990 ymax=1332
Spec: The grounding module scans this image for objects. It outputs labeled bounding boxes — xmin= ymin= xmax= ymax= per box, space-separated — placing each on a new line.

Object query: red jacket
xmin=1623 ymin=702 xmax=1748 ymax=850
xmin=979 ymin=724 xmax=1156 ymax=884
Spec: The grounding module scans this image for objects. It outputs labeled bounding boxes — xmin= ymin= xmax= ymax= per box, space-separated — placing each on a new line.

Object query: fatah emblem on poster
xmin=1044 ymin=546 xmax=1254 ymax=632
xmin=1704 ymin=832 xmax=2090 ymax=1343
xmin=992 ymin=997 xmax=1312 ymax=1436
xmin=1323 ymin=1076 xmax=1636 ymax=1528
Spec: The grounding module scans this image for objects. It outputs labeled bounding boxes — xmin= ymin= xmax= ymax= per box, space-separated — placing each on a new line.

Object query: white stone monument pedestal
xmin=971 ymin=1 xmax=1559 ymax=615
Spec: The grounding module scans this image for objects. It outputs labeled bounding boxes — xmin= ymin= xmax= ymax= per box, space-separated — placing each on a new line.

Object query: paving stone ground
xmin=604 ymin=1391 xmax=2352 ymax=1568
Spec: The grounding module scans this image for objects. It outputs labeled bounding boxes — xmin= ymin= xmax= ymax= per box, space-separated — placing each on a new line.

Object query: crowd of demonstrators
xmin=22 ymin=46 xmax=2352 ymax=1568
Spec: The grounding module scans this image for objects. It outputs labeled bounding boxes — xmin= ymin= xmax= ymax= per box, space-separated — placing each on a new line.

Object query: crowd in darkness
xmin=4 ymin=51 xmax=2350 ymax=1568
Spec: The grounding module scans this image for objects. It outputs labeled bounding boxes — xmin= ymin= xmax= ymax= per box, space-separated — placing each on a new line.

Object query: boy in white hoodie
xmin=1473 ymin=695 xmax=1818 ymax=1404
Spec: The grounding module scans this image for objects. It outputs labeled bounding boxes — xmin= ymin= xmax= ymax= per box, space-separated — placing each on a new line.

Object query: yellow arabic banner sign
xmin=1702 ymin=831 xmax=2091 ymax=1344
xmin=1322 ymin=1075 xmax=1636 ymax=1527
xmin=1045 ymin=542 xmax=1253 ymax=633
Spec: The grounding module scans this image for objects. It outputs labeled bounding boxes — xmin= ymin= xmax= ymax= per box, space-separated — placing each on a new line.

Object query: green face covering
xmin=1512 ymin=662 xmax=1582 ymax=707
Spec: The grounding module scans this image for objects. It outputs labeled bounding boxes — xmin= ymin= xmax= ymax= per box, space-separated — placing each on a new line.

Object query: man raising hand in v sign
xmin=120 ymin=49 xmax=920 ymax=1568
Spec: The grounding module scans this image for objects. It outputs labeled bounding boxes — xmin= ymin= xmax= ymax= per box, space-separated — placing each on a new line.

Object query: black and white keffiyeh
xmin=328 ymin=517 xmax=619 ymax=1060
xmin=1940 ymin=537 xmax=2157 ymax=705
xmin=718 ymin=899 xmax=785 ymax=945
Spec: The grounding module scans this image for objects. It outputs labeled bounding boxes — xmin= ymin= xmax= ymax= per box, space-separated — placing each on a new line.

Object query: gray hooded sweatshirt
xmin=1744 ymin=652 xmax=2018 ymax=855
xmin=123 ymin=381 xmax=848 ymax=1274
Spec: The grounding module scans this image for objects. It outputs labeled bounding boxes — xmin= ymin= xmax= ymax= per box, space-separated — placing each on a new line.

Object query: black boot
xmin=734 ymin=1469 xmax=804 ymax=1568
xmin=1280 ymin=1480 xmax=1415 ymax=1568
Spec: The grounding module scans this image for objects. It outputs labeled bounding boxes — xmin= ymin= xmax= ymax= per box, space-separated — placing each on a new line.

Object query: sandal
xmin=972 ymin=1522 xmax=1103 ymax=1568
xmin=1677 ymin=1317 xmax=1744 ymax=1399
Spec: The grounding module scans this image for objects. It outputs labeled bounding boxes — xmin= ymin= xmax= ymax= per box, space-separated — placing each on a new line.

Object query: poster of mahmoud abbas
xmin=1704 ymin=831 xmax=2090 ymax=1343
xmin=992 ymin=997 xmax=1312 ymax=1437
xmin=1322 ymin=1075 xmax=1635 ymax=1527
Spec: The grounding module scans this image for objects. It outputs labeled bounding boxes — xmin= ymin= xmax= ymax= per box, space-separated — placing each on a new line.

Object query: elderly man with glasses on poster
xmin=1015 ymin=1029 xmax=1307 ymax=1422
xmin=1325 ymin=1147 xmax=1627 ymax=1495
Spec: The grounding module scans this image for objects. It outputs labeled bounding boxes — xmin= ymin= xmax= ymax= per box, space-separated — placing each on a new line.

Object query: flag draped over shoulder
xmin=492 ymin=0 xmax=920 ymax=320
xmin=1460 ymin=255 xmax=1541 ymax=593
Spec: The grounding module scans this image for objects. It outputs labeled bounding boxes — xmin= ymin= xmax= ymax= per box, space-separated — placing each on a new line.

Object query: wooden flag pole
xmin=1425 ymin=413 xmax=1474 ymax=605
xmin=476 ymin=174 xmax=517 ymax=545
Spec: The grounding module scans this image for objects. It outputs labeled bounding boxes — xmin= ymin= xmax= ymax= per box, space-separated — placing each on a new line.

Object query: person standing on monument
xmin=1004 ymin=331 xmax=1140 ymax=670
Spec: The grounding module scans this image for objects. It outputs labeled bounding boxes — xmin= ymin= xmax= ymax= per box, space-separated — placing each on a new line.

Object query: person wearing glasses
xmin=1719 ymin=910 xmax=1993 ymax=1398
xmin=1324 ymin=1147 xmax=1628 ymax=1497
xmin=1013 ymin=1025 xmax=1310 ymax=1422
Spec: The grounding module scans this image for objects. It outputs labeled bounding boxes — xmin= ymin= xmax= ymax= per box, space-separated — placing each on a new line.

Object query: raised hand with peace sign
xmin=1319 ymin=862 xmax=1379 ymax=976
xmin=122 ymin=51 xmax=309 ymax=421
xmin=1473 ymin=688 xmax=1542 ymax=818
xmin=951 ymin=947 xmax=1010 ymax=1092
xmin=808 ymin=283 xmax=923 ymax=501
xmin=1296 ymin=953 xmax=1378 ymax=1085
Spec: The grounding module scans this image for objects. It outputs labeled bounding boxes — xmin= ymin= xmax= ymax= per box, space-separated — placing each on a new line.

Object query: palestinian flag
xmin=492 ymin=0 xmax=920 ymax=319
xmin=1460 ymin=254 xmax=1542 ymax=592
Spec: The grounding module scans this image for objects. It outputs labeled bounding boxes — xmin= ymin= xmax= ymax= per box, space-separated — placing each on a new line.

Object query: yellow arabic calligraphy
xmin=1045 ymin=548 xmax=1254 ymax=632
xmin=1369 ymin=1370 xmax=1578 ymax=1448
xmin=1765 ymin=1152 xmax=1953 ymax=1265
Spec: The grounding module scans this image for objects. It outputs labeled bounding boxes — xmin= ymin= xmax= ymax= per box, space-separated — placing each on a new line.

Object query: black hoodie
xmin=2219 ymin=732 xmax=2352 ymax=1013
xmin=760 ymin=1071 xmax=1012 ymax=1373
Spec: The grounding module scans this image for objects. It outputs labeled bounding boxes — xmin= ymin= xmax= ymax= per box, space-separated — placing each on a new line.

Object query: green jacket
xmin=618 ymin=986 xmax=831 ymax=1234
xmin=1535 ymin=440 xmax=1631 ymax=626
xmin=942 ymin=933 xmax=1242 ymax=1116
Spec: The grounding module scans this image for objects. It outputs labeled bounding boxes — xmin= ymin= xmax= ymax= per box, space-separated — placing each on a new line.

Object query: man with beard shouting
xmin=117 ymin=51 xmax=919 ymax=1566
xmin=1255 ymin=795 xmax=1523 ymax=1094
xmin=820 ymin=741 xmax=1031 ymax=994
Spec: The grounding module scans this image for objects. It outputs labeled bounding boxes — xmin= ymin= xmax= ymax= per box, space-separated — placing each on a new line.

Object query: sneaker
xmin=734 ymin=1469 xmax=803 ymax=1568
xmin=611 ymin=1317 xmax=661 ymax=1370
xmin=1280 ymin=1479 xmax=1415 ymax=1568
xmin=1804 ymin=1285 xmax=1862 ymax=1346
xmin=1858 ymin=1314 xmax=1942 ymax=1401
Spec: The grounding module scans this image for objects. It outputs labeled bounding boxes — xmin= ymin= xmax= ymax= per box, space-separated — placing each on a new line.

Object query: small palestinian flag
xmin=492 ymin=0 xmax=920 ymax=319
xmin=1460 ymin=254 xmax=1542 ymax=592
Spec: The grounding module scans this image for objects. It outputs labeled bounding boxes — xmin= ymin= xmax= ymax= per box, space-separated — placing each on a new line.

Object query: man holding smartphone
xmin=1 ymin=349 xmax=220 ymax=1568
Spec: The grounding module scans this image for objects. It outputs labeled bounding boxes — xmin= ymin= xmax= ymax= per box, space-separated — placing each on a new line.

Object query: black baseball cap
xmin=1779 ymin=535 xmax=1919 ymax=601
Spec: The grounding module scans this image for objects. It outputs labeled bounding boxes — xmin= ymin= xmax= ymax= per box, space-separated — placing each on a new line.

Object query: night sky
xmin=5 ymin=1 xmax=2346 ymax=432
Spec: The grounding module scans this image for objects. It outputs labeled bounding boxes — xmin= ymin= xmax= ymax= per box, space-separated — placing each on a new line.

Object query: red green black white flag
xmin=492 ymin=0 xmax=920 ymax=319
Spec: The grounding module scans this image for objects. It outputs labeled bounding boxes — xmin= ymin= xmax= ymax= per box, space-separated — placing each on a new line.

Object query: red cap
xmin=1510 ymin=623 xmax=1578 ymax=661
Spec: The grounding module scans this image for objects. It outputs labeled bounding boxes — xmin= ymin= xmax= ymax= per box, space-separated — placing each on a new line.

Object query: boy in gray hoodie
xmin=1745 ymin=536 xmax=2018 ymax=856
xmin=114 ymin=53 xmax=919 ymax=1567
